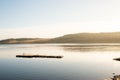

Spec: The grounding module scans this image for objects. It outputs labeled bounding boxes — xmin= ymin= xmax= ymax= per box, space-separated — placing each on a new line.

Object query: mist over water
xmin=0 ymin=44 xmax=120 ymax=80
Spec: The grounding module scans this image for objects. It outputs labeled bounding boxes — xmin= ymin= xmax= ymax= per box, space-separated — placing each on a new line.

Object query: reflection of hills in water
xmin=1 ymin=43 xmax=120 ymax=52
xmin=60 ymin=44 xmax=120 ymax=52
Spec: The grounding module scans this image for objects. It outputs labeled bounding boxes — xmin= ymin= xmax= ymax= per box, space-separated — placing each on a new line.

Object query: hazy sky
xmin=1 ymin=0 xmax=120 ymax=39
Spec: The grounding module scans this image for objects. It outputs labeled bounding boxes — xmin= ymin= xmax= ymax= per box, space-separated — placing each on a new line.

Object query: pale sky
xmin=1 ymin=0 xmax=120 ymax=40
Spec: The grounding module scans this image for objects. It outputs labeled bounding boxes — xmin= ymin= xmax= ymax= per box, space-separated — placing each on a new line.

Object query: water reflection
xmin=60 ymin=44 xmax=120 ymax=52
xmin=0 ymin=44 xmax=120 ymax=80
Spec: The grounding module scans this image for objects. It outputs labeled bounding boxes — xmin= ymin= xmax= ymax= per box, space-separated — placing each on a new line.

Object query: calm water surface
xmin=0 ymin=44 xmax=120 ymax=80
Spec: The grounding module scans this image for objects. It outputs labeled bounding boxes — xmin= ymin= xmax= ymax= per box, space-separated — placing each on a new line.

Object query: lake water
xmin=0 ymin=44 xmax=120 ymax=80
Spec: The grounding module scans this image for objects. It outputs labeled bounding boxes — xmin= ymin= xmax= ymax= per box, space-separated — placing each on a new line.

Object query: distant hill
xmin=1 ymin=32 xmax=120 ymax=44
xmin=48 ymin=32 xmax=120 ymax=43
xmin=0 ymin=38 xmax=50 ymax=44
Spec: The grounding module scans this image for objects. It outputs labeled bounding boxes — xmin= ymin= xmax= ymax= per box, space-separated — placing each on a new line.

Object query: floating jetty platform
xmin=16 ymin=54 xmax=63 ymax=59
xmin=113 ymin=57 xmax=120 ymax=61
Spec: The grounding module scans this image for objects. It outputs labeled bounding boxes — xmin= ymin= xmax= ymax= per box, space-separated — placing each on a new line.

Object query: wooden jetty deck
xmin=16 ymin=54 xmax=63 ymax=59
